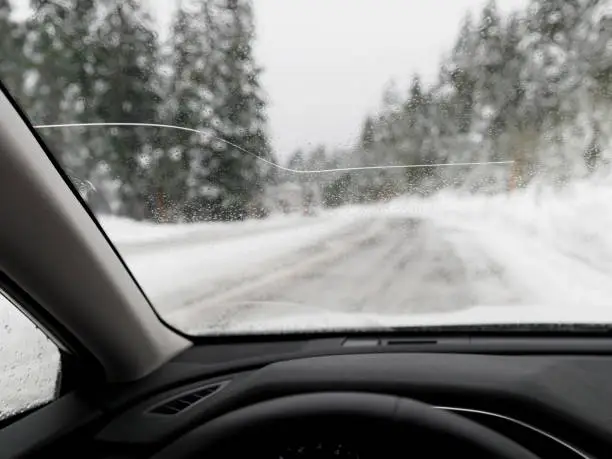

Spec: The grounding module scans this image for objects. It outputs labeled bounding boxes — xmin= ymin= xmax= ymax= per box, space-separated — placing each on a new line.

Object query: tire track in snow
xmin=161 ymin=216 xmax=387 ymax=325
xmin=174 ymin=216 xmax=533 ymax=333
xmin=243 ymin=217 xmax=475 ymax=316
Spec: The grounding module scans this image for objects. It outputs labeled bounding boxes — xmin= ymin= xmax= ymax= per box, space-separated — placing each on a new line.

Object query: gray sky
xmin=159 ymin=0 xmax=527 ymax=158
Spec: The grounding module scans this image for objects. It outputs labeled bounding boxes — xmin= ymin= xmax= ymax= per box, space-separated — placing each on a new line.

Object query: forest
xmin=290 ymin=0 xmax=612 ymax=206
xmin=1 ymin=0 xmax=611 ymax=220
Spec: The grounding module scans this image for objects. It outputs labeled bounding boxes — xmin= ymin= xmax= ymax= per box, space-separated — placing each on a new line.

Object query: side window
xmin=0 ymin=291 xmax=60 ymax=420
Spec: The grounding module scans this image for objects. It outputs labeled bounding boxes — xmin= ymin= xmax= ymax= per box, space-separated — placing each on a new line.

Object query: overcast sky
xmin=160 ymin=0 xmax=527 ymax=158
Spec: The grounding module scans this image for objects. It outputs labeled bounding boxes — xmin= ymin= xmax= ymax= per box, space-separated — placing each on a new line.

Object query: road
xmin=149 ymin=212 xmax=526 ymax=333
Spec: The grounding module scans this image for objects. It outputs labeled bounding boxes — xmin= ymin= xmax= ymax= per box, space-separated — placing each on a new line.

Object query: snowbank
xmin=118 ymin=210 xmax=364 ymax=305
xmin=380 ymin=175 xmax=612 ymax=314
xmin=98 ymin=210 xmax=354 ymax=251
xmin=98 ymin=215 xmax=202 ymax=244
xmin=99 ymin=213 xmax=307 ymax=245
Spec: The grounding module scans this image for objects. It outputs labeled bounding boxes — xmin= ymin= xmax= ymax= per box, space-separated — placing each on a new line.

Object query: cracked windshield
xmin=3 ymin=0 xmax=612 ymax=335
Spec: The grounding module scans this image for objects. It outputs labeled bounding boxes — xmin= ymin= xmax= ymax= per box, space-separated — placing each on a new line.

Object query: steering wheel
xmin=152 ymin=392 xmax=540 ymax=458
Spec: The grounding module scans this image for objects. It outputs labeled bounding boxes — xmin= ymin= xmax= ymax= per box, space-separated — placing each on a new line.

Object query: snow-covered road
xmin=160 ymin=214 xmax=525 ymax=333
xmin=6 ymin=178 xmax=612 ymax=417
xmin=108 ymin=180 xmax=612 ymax=333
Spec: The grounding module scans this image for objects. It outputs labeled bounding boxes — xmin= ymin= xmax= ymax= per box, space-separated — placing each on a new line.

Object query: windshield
xmin=3 ymin=0 xmax=612 ymax=335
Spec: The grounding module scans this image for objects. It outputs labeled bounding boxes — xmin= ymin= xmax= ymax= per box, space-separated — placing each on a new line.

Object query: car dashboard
xmin=13 ymin=334 xmax=612 ymax=458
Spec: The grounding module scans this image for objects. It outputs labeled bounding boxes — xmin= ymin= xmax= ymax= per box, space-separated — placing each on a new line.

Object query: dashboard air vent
xmin=148 ymin=381 xmax=228 ymax=415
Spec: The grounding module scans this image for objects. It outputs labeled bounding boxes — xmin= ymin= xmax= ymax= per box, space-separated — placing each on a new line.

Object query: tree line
xmin=0 ymin=0 xmax=274 ymax=222
xmin=287 ymin=0 xmax=612 ymax=207
xmin=3 ymin=0 xmax=611 ymax=219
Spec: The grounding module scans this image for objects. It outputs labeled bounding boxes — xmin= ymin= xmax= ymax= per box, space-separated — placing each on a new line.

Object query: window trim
xmin=0 ymin=271 xmax=105 ymax=391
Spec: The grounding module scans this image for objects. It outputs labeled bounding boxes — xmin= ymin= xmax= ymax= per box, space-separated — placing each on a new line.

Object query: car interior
xmin=0 ymin=9 xmax=611 ymax=459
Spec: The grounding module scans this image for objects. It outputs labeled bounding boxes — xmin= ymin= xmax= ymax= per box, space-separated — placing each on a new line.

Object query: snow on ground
xmin=157 ymin=176 xmax=612 ymax=333
xmin=6 ymin=176 xmax=612 ymax=416
xmin=0 ymin=294 xmax=59 ymax=419
xmin=100 ymin=211 xmax=339 ymax=247
xmin=382 ymin=177 xmax=612 ymax=311
xmin=113 ymin=209 xmax=366 ymax=306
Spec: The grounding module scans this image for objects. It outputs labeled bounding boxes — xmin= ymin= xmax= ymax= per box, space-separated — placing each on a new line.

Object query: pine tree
xmin=474 ymin=0 xmax=505 ymax=139
xmin=24 ymin=1 xmax=95 ymax=156
xmin=0 ymin=0 xmax=27 ymax=103
xmin=449 ymin=15 xmax=478 ymax=137
xmin=93 ymin=0 xmax=160 ymax=219
xmin=22 ymin=0 xmax=107 ymax=203
xmin=198 ymin=0 xmax=274 ymax=220
xmin=360 ymin=116 xmax=375 ymax=150
xmin=287 ymin=149 xmax=305 ymax=170
xmin=157 ymin=0 xmax=214 ymax=222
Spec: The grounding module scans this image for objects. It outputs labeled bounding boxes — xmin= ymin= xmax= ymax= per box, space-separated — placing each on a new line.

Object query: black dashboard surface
xmin=87 ymin=336 xmax=612 ymax=458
